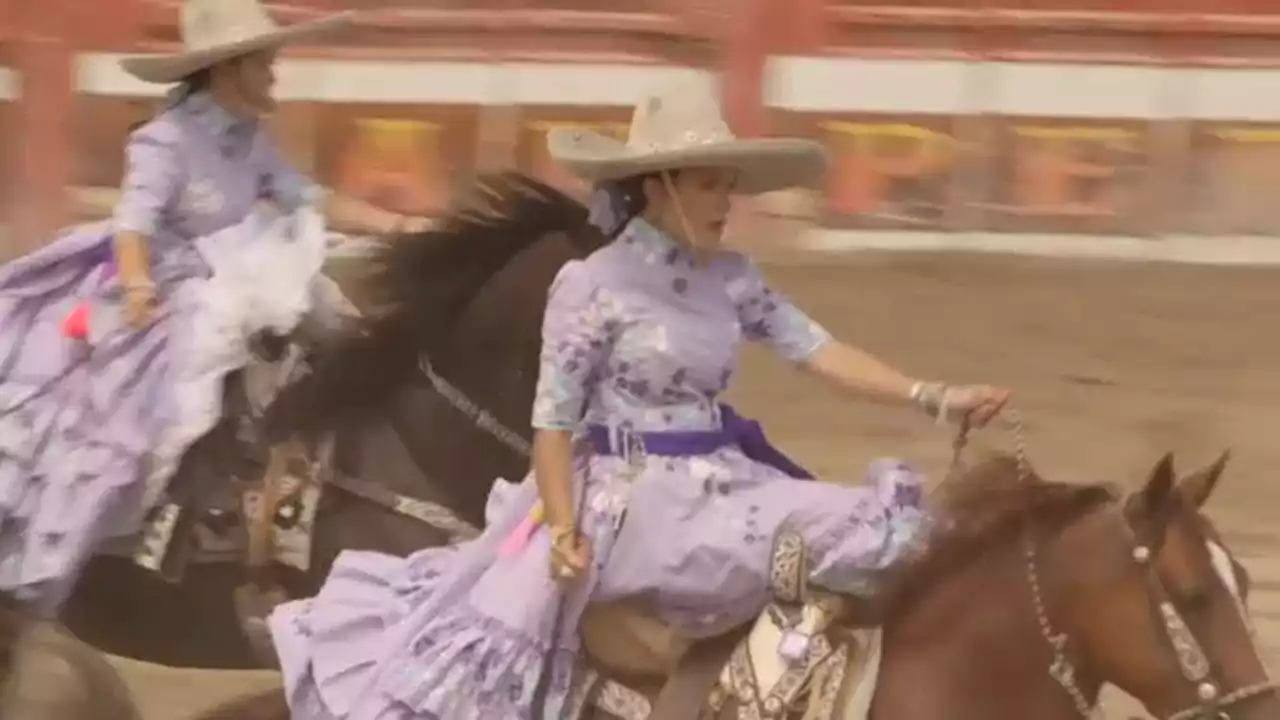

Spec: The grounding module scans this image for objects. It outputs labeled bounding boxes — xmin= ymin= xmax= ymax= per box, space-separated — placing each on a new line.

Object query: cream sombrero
xmin=547 ymin=80 xmax=827 ymax=196
xmin=120 ymin=0 xmax=355 ymax=84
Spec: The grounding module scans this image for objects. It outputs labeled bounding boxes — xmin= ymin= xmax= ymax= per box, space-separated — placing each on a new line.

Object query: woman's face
xmin=213 ymin=48 xmax=278 ymax=116
xmin=644 ymin=166 xmax=737 ymax=253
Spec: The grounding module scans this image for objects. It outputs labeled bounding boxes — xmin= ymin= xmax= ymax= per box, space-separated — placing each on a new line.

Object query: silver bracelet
xmin=910 ymin=381 xmax=950 ymax=424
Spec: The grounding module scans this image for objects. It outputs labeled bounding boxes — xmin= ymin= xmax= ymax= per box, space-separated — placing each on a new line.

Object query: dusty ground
xmin=114 ymin=250 xmax=1278 ymax=718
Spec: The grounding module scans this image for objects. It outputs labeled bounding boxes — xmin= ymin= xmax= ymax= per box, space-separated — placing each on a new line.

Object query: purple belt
xmin=584 ymin=404 xmax=813 ymax=480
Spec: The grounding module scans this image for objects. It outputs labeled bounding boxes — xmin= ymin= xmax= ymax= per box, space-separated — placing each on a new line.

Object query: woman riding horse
xmin=0 ymin=0 xmax=430 ymax=616
xmin=266 ymin=81 xmax=1011 ymax=718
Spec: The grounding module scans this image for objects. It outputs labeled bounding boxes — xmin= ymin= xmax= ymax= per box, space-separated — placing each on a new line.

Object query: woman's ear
xmin=640 ymin=174 xmax=666 ymax=208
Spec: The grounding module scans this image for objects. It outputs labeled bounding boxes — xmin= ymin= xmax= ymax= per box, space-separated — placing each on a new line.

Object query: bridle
xmin=955 ymin=415 xmax=1278 ymax=720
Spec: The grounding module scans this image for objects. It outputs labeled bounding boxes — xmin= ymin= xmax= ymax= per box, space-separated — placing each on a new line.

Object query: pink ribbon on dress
xmin=498 ymin=502 xmax=544 ymax=557
xmin=60 ymin=255 xmax=117 ymax=340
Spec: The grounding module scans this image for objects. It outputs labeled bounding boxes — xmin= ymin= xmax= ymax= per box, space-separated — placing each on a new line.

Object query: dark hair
xmin=605 ymin=175 xmax=648 ymax=238
xmin=167 ymin=68 xmax=213 ymax=108
xmin=603 ymin=170 xmax=680 ymax=239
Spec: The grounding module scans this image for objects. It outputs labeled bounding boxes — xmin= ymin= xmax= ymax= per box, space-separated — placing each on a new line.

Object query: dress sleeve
xmin=259 ymin=136 xmax=321 ymax=211
xmin=725 ymin=253 xmax=831 ymax=363
xmin=531 ymin=260 xmax=619 ymax=430
xmin=112 ymin=123 xmax=183 ymax=235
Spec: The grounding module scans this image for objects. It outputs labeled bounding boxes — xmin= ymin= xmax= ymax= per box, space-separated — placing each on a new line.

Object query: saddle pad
xmin=100 ymin=474 xmax=323 ymax=573
xmin=242 ymin=473 xmax=324 ymax=572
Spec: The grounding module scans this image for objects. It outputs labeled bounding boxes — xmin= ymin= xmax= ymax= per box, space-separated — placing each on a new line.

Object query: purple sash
xmin=584 ymin=404 xmax=813 ymax=480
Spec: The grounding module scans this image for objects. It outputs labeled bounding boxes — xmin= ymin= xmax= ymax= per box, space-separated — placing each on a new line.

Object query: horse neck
xmin=392 ymin=377 xmax=525 ymax=524
xmin=874 ymin=531 xmax=1102 ymax=720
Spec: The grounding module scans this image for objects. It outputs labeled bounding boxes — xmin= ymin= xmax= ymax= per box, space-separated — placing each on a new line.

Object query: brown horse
xmin=873 ymin=450 xmax=1273 ymax=719
xmin=122 ymin=451 xmax=1269 ymax=720
xmin=53 ymin=172 xmax=603 ymax=669
xmin=573 ymin=451 xmax=1275 ymax=720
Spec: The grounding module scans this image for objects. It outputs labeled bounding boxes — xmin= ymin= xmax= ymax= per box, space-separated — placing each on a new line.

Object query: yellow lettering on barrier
xmin=820 ymin=121 xmax=953 ymax=216
xmin=1009 ymin=125 xmax=1135 ymax=216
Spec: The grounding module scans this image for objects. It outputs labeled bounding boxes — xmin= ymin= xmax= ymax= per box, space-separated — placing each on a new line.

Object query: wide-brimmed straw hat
xmin=120 ymin=0 xmax=355 ymax=84
xmin=547 ymin=80 xmax=827 ymax=196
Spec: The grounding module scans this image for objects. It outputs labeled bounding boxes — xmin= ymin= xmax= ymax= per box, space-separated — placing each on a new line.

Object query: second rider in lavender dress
xmin=269 ymin=81 xmax=1012 ymax=719
xmin=0 ymin=0 xmax=432 ymax=615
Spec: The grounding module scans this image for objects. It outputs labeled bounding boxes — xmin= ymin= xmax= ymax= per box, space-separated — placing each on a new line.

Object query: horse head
xmin=682 ymin=453 xmax=1277 ymax=720
xmin=838 ymin=452 xmax=1277 ymax=720
xmin=1061 ymin=452 xmax=1277 ymax=720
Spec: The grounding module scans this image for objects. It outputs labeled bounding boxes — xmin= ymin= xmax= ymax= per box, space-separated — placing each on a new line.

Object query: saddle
xmin=579 ymin=527 xmax=883 ymax=720
xmin=126 ymin=338 xmax=317 ymax=583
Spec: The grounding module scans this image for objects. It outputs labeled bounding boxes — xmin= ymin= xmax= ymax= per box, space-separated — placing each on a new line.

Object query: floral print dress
xmin=268 ymin=217 xmax=928 ymax=720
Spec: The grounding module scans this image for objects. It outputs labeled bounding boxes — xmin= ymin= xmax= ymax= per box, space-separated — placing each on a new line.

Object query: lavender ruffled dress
xmin=0 ymin=91 xmax=336 ymax=614
xmin=270 ymin=218 xmax=929 ymax=719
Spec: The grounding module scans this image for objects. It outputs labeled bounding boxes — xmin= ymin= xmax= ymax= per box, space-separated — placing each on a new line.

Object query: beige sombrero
xmin=547 ymin=80 xmax=827 ymax=196
xmin=120 ymin=0 xmax=355 ymax=84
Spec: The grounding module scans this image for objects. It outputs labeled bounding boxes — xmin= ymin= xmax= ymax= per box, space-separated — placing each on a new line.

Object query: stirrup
xmin=132 ymin=502 xmax=194 ymax=583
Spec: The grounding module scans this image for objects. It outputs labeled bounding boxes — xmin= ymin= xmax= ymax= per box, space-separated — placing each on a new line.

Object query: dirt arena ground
xmin=117 ymin=250 xmax=1278 ymax=718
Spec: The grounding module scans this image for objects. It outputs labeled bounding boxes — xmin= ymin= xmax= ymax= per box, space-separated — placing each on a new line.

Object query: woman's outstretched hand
xmin=944 ymin=384 xmax=1011 ymax=427
xmin=913 ymin=382 xmax=1011 ymax=427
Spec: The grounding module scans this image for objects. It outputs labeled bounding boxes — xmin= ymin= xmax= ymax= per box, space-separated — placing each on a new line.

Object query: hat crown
xmin=623 ymin=80 xmax=737 ymax=157
xmin=179 ymin=0 xmax=279 ymax=53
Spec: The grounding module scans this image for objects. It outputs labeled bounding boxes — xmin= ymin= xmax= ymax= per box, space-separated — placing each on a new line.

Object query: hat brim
xmin=120 ymin=12 xmax=356 ymax=84
xmin=547 ymin=127 xmax=827 ymax=196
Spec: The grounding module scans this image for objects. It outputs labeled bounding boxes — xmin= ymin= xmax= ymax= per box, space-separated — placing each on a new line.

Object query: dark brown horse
xmin=53 ymin=172 xmax=604 ymax=669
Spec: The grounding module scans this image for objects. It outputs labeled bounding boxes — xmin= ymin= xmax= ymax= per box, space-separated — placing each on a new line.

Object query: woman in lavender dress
xmin=268 ymin=81 xmax=1011 ymax=719
xmin=0 ymin=0 xmax=434 ymax=616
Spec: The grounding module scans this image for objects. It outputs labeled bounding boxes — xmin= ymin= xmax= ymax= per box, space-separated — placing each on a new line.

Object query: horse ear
xmin=1177 ymin=450 xmax=1229 ymax=509
xmin=1125 ymin=453 xmax=1178 ymax=528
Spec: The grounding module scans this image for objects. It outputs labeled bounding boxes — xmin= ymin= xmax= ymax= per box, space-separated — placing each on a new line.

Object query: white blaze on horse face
xmin=1206 ymin=540 xmax=1243 ymax=604
xmin=1204 ymin=539 xmax=1275 ymax=687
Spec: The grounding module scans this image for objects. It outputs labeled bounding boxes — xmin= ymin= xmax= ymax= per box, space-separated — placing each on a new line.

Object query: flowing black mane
xmin=263 ymin=172 xmax=604 ymax=442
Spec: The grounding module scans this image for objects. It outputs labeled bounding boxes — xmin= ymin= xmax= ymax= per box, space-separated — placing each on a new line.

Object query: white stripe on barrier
xmin=765 ymin=56 xmax=1280 ymax=120
xmin=71 ymin=53 xmax=714 ymax=105
xmin=0 ymin=53 xmax=1273 ymax=120
xmin=323 ymin=229 xmax=1280 ymax=267
xmin=0 ymin=67 xmax=15 ymax=101
xmin=800 ymin=231 xmax=1280 ymax=266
